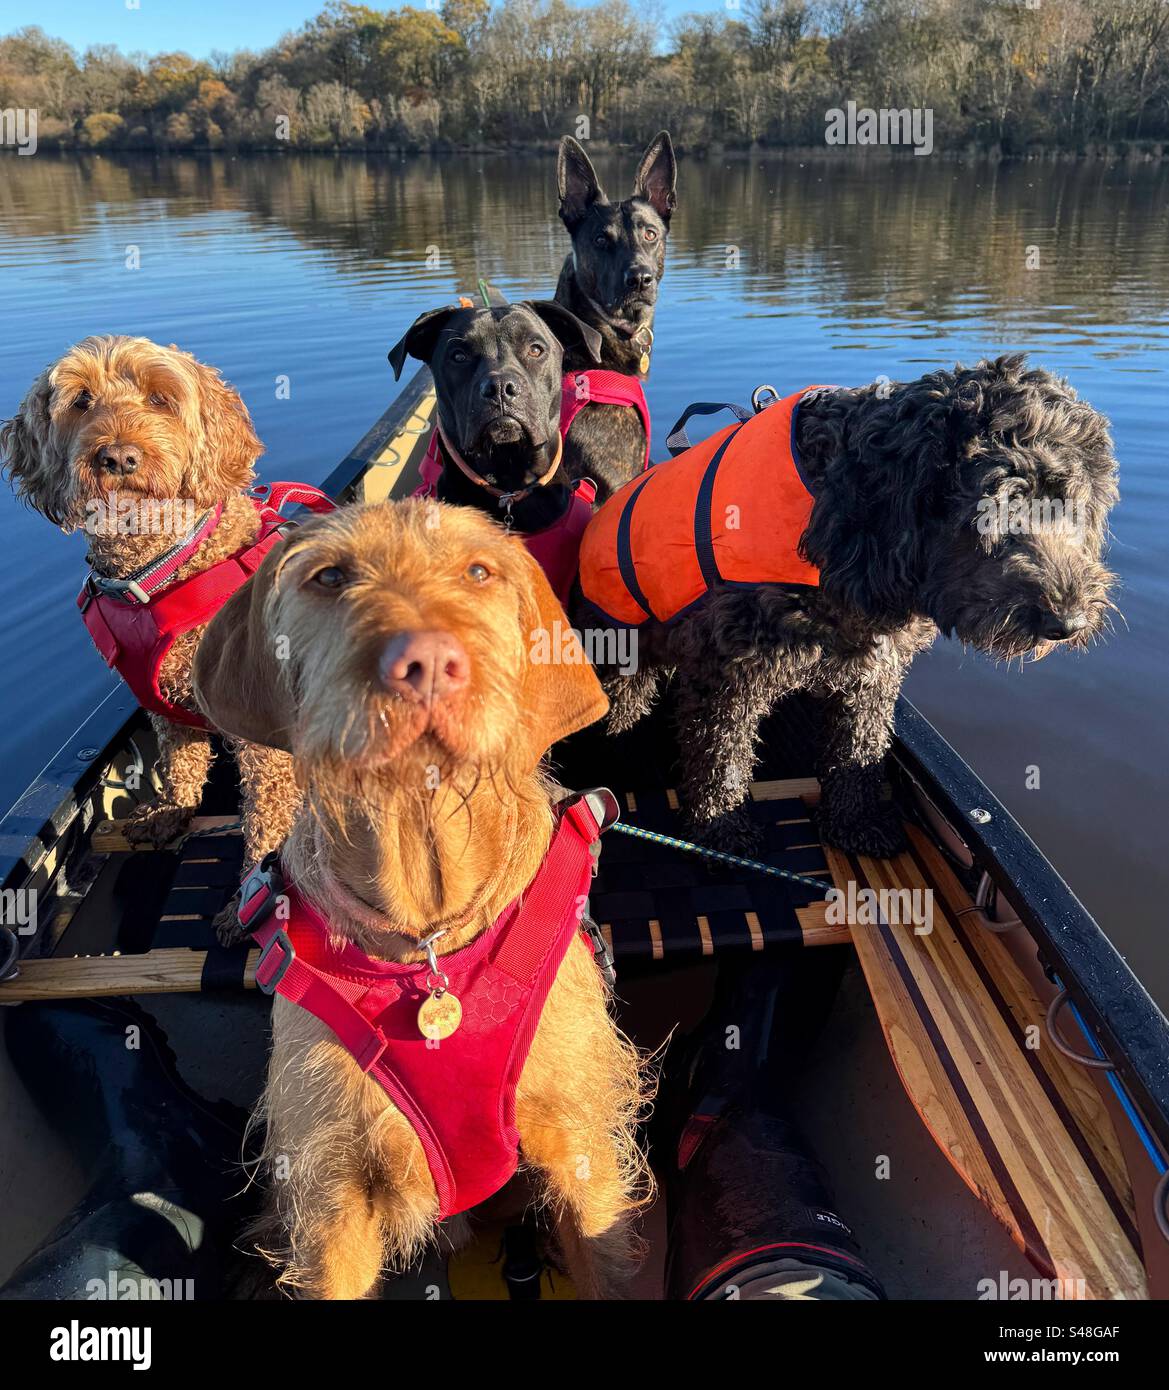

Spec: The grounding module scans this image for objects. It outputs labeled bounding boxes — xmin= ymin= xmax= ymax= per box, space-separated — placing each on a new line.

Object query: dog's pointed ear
xmin=558 ymin=136 xmax=604 ymax=229
xmin=192 ymin=540 xmax=296 ymax=751
xmin=388 ymin=306 xmax=460 ymax=380
xmin=525 ymin=300 xmax=603 ymax=366
xmin=1 ymin=367 xmax=64 ymax=523
xmin=633 ymin=130 xmax=677 ymax=226
xmin=513 ymin=544 xmax=608 ymax=773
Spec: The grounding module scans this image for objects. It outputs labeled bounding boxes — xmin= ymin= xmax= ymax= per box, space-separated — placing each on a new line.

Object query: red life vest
xmin=77 ymin=482 xmax=335 ymax=730
xmin=414 ymin=370 xmax=650 ymax=606
xmin=239 ymin=795 xmax=608 ymax=1219
xmin=578 ymin=388 xmax=824 ymax=626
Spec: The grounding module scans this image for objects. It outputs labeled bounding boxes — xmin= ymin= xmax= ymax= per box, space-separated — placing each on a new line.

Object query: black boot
xmin=1 ymin=998 xmax=257 ymax=1300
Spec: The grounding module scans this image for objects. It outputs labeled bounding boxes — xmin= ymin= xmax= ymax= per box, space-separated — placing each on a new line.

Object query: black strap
xmin=693 ymin=424 xmax=744 ymax=589
xmin=200 ymin=937 xmax=250 ymax=992
xmin=616 ymin=473 xmax=657 ymax=619
xmin=665 ymin=401 xmax=753 ymax=456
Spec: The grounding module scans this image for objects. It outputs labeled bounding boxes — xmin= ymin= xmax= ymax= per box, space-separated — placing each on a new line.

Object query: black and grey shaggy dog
xmin=585 ymin=355 xmax=1120 ymax=857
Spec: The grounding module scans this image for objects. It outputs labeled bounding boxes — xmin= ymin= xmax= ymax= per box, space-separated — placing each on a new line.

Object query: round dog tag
xmin=639 ymin=351 xmax=651 ymax=376
xmin=418 ymin=990 xmax=462 ymax=1041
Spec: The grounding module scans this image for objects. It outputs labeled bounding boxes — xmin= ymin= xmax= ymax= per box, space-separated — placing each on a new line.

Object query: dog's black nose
xmin=1038 ymin=610 xmax=1088 ymax=641
xmin=379 ymin=630 xmax=469 ymax=706
xmin=96 ymin=444 xmax=139 ymax=476
xmin=624 ymin=266 xmax=655 ymax=292
xmin=479 ymin=374 xmax=521 ymax=404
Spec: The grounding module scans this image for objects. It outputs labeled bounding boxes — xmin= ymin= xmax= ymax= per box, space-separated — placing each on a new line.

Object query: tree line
xmin=2 ymin=0 xmax=1168 ymax=156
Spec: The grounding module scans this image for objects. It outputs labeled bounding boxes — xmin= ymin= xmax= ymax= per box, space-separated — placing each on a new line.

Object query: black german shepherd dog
xmin=555 ymin=132 xmax=677 ymax=500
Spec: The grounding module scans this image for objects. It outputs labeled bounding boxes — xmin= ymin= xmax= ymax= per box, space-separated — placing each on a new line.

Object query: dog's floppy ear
xmin=633 ymin=130 xmax=677 ymax=226
xmin=512 ymin=544 xmax=608 ymax=772
xmin=189 ymin=354 xmax=263 ymax=496
xmin=1 ymin=367 xmax=63 ymax=522
xmin=558 ymin=136 xmax=604 ymax=229
xmin=388 ymin=306 xmax=460 ymax=381
xmin=525 ymin=300 xmax=603 ymax=366
xmin=192 ymin=540 xmax=296 ymax=751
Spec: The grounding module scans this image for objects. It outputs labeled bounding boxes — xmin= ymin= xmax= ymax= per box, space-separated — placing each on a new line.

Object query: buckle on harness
xmin=83 ymin=573 xmax=152 ymax=606
xmin=237 ymin=851 xmax=284 ymax=931
xmin=582 ymin=914 xmax=616 ymax=989
xmin=255 ymin=929 xmax=295 ymax=996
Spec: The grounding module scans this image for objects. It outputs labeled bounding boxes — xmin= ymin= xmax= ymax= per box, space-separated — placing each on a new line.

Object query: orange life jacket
xmin=578 ymin=387 xmax=824 ymax=626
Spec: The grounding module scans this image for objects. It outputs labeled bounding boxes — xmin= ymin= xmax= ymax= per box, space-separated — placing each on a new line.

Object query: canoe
xmin=1 ymin=365 xmax=1166 ymax=1301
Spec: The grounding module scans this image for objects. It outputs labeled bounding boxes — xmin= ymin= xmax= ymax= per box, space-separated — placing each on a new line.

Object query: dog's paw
xmin=124 ymin=800 xmax=195 ymax=849
xmin=690 ymin=808 xmax=765 ymax=861
xmin=818 ymin=801 xmax=907 ymax=859
xmin=211 ymin=900 xmax=249 ymax=949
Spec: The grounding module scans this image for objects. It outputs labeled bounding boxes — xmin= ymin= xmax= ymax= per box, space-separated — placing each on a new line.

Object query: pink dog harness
xmin=414 ymin=369 xmax=650 ymax=605
xmin=559 ymin=368 xmax=651 ymax=472
xmin=238 ymin=796 xmax=609 ymax=1218
xmin=77 ymin=482 xmax=335 ymax=729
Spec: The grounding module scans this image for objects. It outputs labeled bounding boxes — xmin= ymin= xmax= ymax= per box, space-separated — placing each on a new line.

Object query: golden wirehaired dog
xmin=192 ymin=498 xmax=650 ymax=1299
xmin=0 ymin=335 xmax=298 ymax=861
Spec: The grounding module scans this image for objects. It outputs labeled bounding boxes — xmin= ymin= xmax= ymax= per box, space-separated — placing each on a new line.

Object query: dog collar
xmin=435 ymin=422 xmax=563 ymax=525
xmin=83 ymin=503 xmax=224 ymax=605
xmin=582 ymin=297 xmax=654 ymax=374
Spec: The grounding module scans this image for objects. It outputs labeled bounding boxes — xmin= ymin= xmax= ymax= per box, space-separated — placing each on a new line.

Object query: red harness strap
xmin=560 ymin=369 xmax=652 ymax=472
xmin=77 ymin=482 xmax=335 ymax=729
xmin=240 ymin=798 xmax=605 ymax=1219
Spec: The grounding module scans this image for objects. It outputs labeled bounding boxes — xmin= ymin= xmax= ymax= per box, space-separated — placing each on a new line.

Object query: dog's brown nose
xmin=96 ymin=444 xmax=139 ymax=477
xmin=379 ymin=631 xmax=469 ymax=705
xmin=1038 ymin=610 xmax=1088 ymax=641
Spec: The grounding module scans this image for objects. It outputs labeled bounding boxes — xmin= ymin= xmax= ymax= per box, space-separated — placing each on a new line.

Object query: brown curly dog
xmin=1 ymin=335 xmax=299 ymax=863
xmin=192 ymin=499 xmax=651 ymax=1299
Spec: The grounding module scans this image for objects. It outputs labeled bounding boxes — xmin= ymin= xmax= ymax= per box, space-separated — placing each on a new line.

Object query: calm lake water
xmin=1 ymin=153 xmax=1166 ymax=1004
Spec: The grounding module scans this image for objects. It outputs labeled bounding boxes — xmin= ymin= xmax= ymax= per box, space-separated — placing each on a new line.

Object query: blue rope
xmin=609 ymin=821 xmax=830 ymax=896
xmin=1058 ymin=980 xmax=1167 ymax=1177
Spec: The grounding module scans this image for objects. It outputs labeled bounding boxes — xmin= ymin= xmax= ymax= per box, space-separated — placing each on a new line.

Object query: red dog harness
xmin=238 ymin=795 xmax=611 ymax=1219
xmin=559 ymin=369 xmax=652 ymax=473
xmin=77 ymin=482 xmax=335 ymax=729
xmin=414 ymin=369 xmax=650 ymax=606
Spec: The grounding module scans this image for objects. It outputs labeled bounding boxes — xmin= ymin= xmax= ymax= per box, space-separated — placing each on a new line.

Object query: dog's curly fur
xmin=586 ymin=356 xmax=1120 ymax=856
xmin=1 ymin=335 xmax=299 ymax=865
xmin=192 ymin=500 xmax=652 ymax=1299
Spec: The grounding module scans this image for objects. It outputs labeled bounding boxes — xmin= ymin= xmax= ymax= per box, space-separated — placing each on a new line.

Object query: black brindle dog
xmin=388 ymin=300 xmax=601 ymax=535
xmin=555 ymin=132 xmax=677 ymax=500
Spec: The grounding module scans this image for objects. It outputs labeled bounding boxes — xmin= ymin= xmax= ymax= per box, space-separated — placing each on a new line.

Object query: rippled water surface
xmin=1 ymin=154 xmax=1166 ymax=1002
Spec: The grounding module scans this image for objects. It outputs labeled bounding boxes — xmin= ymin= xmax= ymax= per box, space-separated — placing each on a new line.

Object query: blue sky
xmin=13 ymin=0 xmax=710 ymax=59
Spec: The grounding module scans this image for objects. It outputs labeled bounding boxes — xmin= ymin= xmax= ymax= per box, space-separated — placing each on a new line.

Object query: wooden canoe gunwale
xmin=890 ymin=700 xmax=1169 ymax=1161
